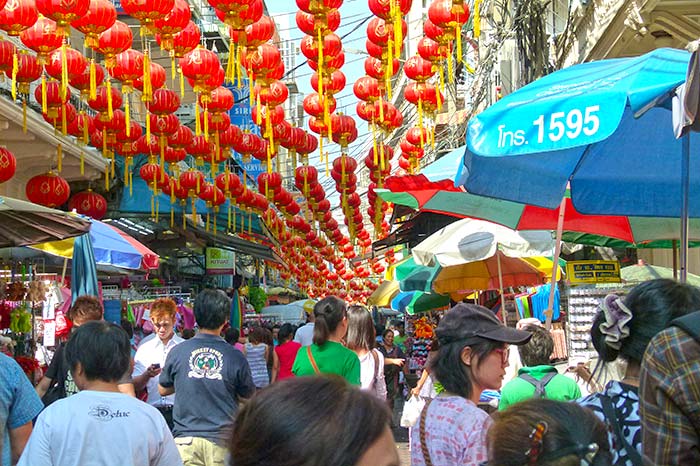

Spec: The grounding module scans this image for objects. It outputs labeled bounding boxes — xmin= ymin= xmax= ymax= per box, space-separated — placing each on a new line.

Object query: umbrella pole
xmin=60 ymin=257 xmax=68 ymax=286
xmin=497 ymin=252 xmax=506 ymax=324
xmin=545 ymin=197 xmax=566 ymax=331
xmin=673 ymin=240 xmax=678 ymax=280
xmin=680 ymin=134 xmax=690 ymax=283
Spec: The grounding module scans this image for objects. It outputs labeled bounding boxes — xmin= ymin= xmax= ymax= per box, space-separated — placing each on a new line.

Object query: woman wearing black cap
xmin=410 ymin=303 xmax=532 ymax=466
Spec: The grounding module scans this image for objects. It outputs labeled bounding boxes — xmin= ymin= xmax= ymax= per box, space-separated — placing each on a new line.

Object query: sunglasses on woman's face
xmin=492 ymin=347 xmax=510 ymax=366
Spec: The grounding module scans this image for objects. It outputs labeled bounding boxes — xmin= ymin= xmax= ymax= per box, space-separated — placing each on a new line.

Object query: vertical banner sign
xmin=226 ymin=79 xmax=266 ymax=187
xmin=206 ymin=247 xmax=236 ymax=275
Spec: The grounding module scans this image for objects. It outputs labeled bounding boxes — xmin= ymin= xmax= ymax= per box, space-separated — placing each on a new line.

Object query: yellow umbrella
xmin=368 ymin=280 xmax=400 ymax=307
xmin=522 ymin=256 xmax=565 ymax=282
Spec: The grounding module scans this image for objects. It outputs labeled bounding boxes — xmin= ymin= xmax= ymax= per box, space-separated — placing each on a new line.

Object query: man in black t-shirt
xmin=159 ymin=289 xmax=255 ymax=466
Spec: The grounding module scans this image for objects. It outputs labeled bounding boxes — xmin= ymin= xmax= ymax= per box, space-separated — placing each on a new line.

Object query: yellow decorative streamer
xmin=106 ymin=79 xmax=113 ymax=118
xmin=474 ymin=0 xmax=482 ymax=38
xmin=89 ymin=59 xmax=97 ymax=101
xmin=60 ymin=43 xmax=68 ymax=101
xmin=57 ymin=144 xmax=62 ymax=172
xmin=11 ymin=52 xmax=17 ymax=101
xmin=41 ymin=75 xmax=47 ymax=114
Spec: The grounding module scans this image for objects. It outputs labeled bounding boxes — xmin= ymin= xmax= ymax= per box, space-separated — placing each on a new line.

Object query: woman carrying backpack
xmin=346 ymin=305 xmax=386 ymax=400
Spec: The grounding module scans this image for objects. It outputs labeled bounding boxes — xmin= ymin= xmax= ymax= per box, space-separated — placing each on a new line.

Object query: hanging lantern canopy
xmin=68 ymin=190 xmax=107 ymax=219
xmin=36 ymin=0 xmax=90 ymax=34
xmin=0 ymin=0 xmax=39 ymax=36
xmin=19 ymin=15 xmax=62 ymax=65
xmin=0 ymin=148 xmax=16 ymax=183
xmin=26 ymin=172 xmax=70 ymax=207
xmin=70 ymin=0 xmax=116 ymax=48
xmin=97 ymin=20 xmax=133 ymax=68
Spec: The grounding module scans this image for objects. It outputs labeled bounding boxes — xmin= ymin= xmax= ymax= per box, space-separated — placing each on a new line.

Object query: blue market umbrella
xmin=461 ymin=48 xmax=699 ymax=282
xmin=71 ymin=233 xmax=99 ymax=303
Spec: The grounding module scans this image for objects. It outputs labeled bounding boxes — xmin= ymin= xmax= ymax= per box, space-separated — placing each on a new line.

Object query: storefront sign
xmin=206 ymin=247 xmax=236 ymax=275
xmin=566 ymin=260 xmax=621 ymax=284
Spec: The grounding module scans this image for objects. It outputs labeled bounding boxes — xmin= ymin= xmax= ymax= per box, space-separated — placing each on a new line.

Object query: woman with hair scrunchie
xmin=578 ymin=278 xmax=700 ymax=466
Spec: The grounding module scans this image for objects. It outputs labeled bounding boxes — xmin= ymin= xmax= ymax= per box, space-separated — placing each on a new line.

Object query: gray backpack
xmin=517 ymin=372 xmax=557 ymax=398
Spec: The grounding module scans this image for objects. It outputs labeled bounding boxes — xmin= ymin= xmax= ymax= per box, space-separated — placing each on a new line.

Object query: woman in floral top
xmin=410 ymin=304 xmax=531 ymax=466
xmin=578 ymin=279 xmax=700 ymax=466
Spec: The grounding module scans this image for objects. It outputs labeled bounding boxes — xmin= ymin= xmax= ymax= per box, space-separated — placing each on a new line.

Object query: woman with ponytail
xmin=578 ymin=278 xmax=700 ymax=466
xmin=292 ymin=296 xmax=360 ymax=385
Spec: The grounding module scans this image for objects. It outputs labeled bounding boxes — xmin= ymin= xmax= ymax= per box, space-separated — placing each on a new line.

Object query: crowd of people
xmin=2 ymin=278 xmax=700 ymax=465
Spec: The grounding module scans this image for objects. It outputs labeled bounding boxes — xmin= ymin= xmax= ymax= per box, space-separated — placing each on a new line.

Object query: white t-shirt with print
xmin=18 ymin=390 xmax=182 ymax=466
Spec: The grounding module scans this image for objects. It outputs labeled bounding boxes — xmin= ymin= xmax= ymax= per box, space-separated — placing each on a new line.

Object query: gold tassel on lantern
xmin=89 ymin=59 xmax=97 ymax=101
xmin=11 ymin=52 xmax=17 ymax=101
xmin=125 ymin=94 xmax=131 ymax=137
xmin=60 ymin=43 xmax=68 ymax=101
xmin=106 ymin=79 xmax=114 ymax=118
xmin=61 ymin=103 xmax=67 ymax=135
xmin=203 ymin=107 xmax=209 ymax=141
xmin=226 ymin=38 xmax=235 ymax=84
xmin=195 ymin=102 xmax=201 ymax=136
xmin=142 ymin=51 xmax=152 ymax=102
xmin=105 ymin=169 xmax=110 ymax=190
xmin=456 ymin=25 xmax=462 ymax=64
xmin=22 ymin=101 xmax=26 ymax=133
xmin=146 ymin=111 xmax=151 ymax=141
xmin=179 ymin=67 xmax=185 ymax=97
xmin=41 ymin=75 xmax=47 ymax=114
xmin=170 ymin=54 xmax=177 ymax=85
xmin=80 ymin=150 xmax=84 ymax=175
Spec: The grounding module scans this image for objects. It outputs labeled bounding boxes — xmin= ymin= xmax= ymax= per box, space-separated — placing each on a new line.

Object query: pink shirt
xmin=410 ymin=396 xmax=492 ymax=466
xmin=275 ymin=341 xmax=301 ymax=380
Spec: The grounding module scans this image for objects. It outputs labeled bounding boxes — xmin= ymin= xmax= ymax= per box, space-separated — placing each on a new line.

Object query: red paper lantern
xmin=404 ymin=55 xmax=434 ymax=83
xmin=353 ymin=76 xmax=380 ymax=102
xmin=179 ymin=169 xmax=204 ymax=195
xmin=20 ymin=16 xmax=62 ymax=65
xmin=36 ymin=0 xmax=89 ymax=33
xmin=45 ymin=46 xmax=87 ymax=84
xmin=168 ymin=125 xmax=193 ymax=149
xmin=71 ymin=63 xmax=106 ymax=99
xmin=121 ymin=0 xmax=175 ymax=33
xmin=134 ymin=60 xmax=166 ymax=94
xmin=146 ymin=88 xmax=181 ymax=115
xmin=0 ymin=39 xmax=15 ymax=77
xmin=68 ymin=190 xmax=107 ymax=219
xmin=215 ymin=172 xmax=243 ymax=197
xmin=163 ymin=20 xmax=199 ymax=57
xmin=243 ymin=14 xmax=274 ymax=48
xmin=310 ymin=70 xmax=346 ymax=95
xmin=202 ymin=86 xmax=234 ymax=114
xmin=97 ymin=20 xmax=133 ymax=68
xmin=70 ymin=0 xmax=116 ymax=48
xmin=218 ymin=124 xmax=242 ymax=148
xmin=149 ymin=113 xmax=180 ymax=137
xmin=295 ymin=9 xmax=339 ymax=35
xmin=180 ymin=45 xmax=220 ymax=93
xmin=67 ymin=112 xmax=94 ymax=141
xmin=153 ymin=0 xmax=190 ymax=50
xmin=88 ymin=85 xmax=123 ymax=119
xmin=300 ymin=33 xmax=342 ymax=61
xmin=0 ymin=0 xmax=39 ymax=36
xmin=14 ymin=51 xmax=42 ymax=94
xmin=303 ymin=93 xmax=335 ymax=118
xmin=214 ymin=0 xmax=261 ymax=30
xmin=26 ymin=172 xmax=70 ymax=207
xmin=110 ymin=49 xmax=144 ymax=90
xmin=0 ymin=148 xmax=16 ymax=183
xmin=139 ymin=162 xmax=164 ymax=185
xmin=34 ymin=80 xmax=70 ymax=117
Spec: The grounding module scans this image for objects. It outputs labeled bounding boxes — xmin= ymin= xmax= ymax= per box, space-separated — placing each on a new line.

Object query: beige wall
xmin=638 ymin=248 xmax=700 ymax=275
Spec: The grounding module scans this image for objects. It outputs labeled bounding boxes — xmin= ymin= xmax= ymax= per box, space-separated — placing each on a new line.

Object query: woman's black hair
xmin=488 ymin=398 xmax=612 ymax=466
xmin=230 ymin=376 xmax=391 ymax=466
xmin=312 ymin=296 xmax=347 ymax=346
xmin=382 ymin=328 xmax=394 ymax=339
xmin=590 ymin=278 xmax=700 ymax=364
xmin=65 ymin=321 xmax=130 ymax=383
xmin=224 ymin=327 xmax=240 ymax=345
xmin=346 ymin=305 xmax=376 ymax=351
xmin=278 ymin=323 xmax=295 ymax=343
xmin=432 ymin=337 xmax=503 ymax=399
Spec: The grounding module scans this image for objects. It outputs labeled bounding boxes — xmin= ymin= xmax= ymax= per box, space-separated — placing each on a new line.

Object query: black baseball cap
xmin=436 ymin=303 xmax=532 ymax=345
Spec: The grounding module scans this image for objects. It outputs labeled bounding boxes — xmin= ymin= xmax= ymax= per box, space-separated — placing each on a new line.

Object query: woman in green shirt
xmin=292 ymin=296 xmax=361 ymax=385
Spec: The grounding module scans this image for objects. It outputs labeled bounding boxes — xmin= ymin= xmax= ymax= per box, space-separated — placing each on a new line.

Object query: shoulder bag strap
xmin=420 ymin=398 xmax=434 ymax=466
xmin=599 ymin=394 xmax=643 ymax=465
xmin=370 ymin=349 xmax=379 ymax=389
xmin=306 ymin=346 xmax=321 ymax=375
